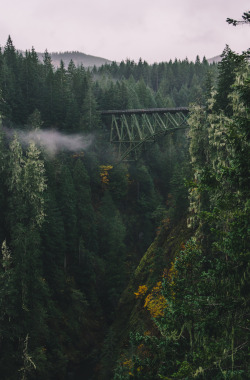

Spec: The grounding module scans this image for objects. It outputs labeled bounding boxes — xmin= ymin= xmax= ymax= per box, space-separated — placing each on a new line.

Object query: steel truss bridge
xmin=101 ymin=107 xmax=190 ymax=161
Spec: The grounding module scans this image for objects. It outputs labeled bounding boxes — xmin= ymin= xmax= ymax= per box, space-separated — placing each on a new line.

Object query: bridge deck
xmin=101 ymin=107 xmax=189 ymax=116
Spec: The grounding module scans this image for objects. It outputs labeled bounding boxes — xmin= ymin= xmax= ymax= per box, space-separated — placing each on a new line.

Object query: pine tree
xmin=215 ymin=45 xmax=245 ymax=115
xmin=0 ymin=116 xmax=7 ymax=243
xmin=0 ymin=240 xmax=19 ymax=378
xmin=73 ymin=159 xmax=97 ymax=253
xmin=21 ymin=48 xmax=43 ymax=122
xmin=3 ymin=136 xmax=50 ymax=378
xmin=58 ymin=164 xmax=77 ymax=269
xmin=80 ymin=84 xmax=100 ymax=132
xmin=41 ymin=50 xmax=54 ymax=126
xmin=98 ymin=191 xmax=126 ymax=315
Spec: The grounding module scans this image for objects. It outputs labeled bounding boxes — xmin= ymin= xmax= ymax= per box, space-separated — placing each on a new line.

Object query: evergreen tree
xmin=215 ymin=45 xmax=245 ymax=115
xmin=80 ymin=85 xmax=100 ymax=131
xmin=0 ymin=115 xmax=7 ymax=243
xmin=73 ymin=159 xmax=97 ymax=253
xmin=20 ymin=48 xmax=43 ymax=122
xmin=58 ymin=164 xmax=77 ymax=269
xmin=2 ymin=136 xmax=50 ymax=378
xmin=116 ymin=49 xmax=250 ymax=380
xmin=98 ymin=191 xmax=126 ymax=316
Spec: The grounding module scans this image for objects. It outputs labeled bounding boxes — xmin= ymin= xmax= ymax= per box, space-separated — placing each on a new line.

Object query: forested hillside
xmin=35 ymin=51 xmax=112 ymax=69
xmin=112 ymin=46 xmax=250 ymax=380
xmin=0 ymin=24 xmax=249 ymax=380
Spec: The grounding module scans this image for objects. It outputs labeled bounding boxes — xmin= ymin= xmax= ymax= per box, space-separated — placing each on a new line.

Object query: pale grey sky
xmin=0 ymin=0 xmax=249 ymax=63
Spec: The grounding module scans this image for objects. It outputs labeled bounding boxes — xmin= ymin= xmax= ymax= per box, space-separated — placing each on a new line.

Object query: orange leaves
xmin=100 ymin=165 xmax=113 ymax=185
xmin=134 ymin=258 xmax=181 ymax=319
xmin=122 ymin=359 xmax=133 ymax=368
xmin=135 ymin=282 xmax=167 ymax=318
xmin=144 ymin=282 xmax=167 ymax=318
xmin=144 ymin=293 xmax=167 ymax=318
xmin=134 ymin=244 xmax=185 ymax=319
xmin=134 ymin=285 xmax=148 ymax=298
xmin=122 ymin=358 xmax=134 ymax=376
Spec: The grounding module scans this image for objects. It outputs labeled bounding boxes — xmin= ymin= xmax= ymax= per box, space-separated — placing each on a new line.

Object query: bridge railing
xmin=100 ymin=107 xmax=189 ymax=116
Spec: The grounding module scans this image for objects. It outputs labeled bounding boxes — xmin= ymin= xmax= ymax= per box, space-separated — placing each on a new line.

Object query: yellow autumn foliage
xmin=144 ymin=293 xmax=167 ymax=318
xmin=122 ymin=358 xmax=134 ymax=376
xmin=144 ymin=282 xmax=167 ymax=318
xmin=100 ymin=165 xmax=113 ymax=184
xmin=123 ymin=359 xmax=133 ymax=368
xmin=134 ymin=284 xmax=148 ymax=298
xmin=134 ymin=258 xmax=179 ymax=319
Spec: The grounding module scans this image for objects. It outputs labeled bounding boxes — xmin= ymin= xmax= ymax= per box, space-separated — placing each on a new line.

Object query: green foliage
xmin=214 ymin=45 xmax=245 ymax=115
xmin=113 ymin=43 xmax=250 ymax=380
xmin=98 ymin=191 xmax=126 ymax=313
xmin=227 ymin=10 xmax=250 ymax=26
xmin=0 ymin=36 xmax=216 ymax=379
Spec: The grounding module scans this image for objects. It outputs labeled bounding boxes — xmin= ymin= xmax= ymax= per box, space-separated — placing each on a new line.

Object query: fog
xmin=5 ymin=128 xmax=94 ymax=156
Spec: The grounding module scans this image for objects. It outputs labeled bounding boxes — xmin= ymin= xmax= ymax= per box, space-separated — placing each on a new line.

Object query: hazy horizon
xmin=1 ymin=1 xmax=249 ymax=64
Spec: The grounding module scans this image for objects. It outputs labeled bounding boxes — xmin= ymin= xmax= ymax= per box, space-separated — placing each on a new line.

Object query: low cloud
xmin=5 ymin=128 xmax=94 ymax=156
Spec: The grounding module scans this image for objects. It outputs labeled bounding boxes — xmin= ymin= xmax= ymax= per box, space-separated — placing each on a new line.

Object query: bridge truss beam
xmin=102 ymin=108 xmax=189 ymax=161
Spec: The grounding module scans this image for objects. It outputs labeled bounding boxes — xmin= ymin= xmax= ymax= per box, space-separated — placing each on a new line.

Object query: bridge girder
xmin=101 ymin=108 xmax=189 ymax=161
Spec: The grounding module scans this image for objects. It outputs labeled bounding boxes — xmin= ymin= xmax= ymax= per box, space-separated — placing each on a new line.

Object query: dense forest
xmin=0 ymin=11 xmax=249 ymax=379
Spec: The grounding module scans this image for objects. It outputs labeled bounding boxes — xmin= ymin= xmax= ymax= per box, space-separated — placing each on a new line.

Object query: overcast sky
xmin=0 ymin=0 xmax=249 ymax=63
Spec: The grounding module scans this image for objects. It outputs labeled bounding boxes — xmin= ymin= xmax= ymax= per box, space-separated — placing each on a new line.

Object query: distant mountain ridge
xmin=25 ymin=49 xmax=222 ymax=68
xmin=207 ymin=55 xmax=222 ymax=64
xmin=36 ymin=51 xmax=113 ymax=68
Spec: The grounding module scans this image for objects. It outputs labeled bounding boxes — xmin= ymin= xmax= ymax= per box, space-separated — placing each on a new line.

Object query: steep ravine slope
xmin=98 ymin=217 xmax=194 ymax=380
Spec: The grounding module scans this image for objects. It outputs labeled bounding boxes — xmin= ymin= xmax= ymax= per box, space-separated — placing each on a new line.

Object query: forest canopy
xmin=0 ymin=28 xmax=249 ymax=380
